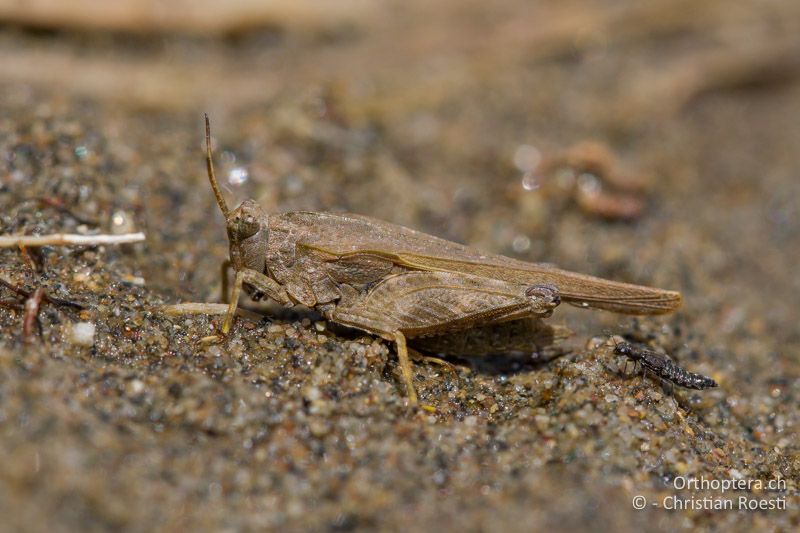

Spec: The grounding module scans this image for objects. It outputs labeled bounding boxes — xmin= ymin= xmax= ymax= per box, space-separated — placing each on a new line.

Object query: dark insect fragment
xmin=613 ymin=341 xmax=718 ymax=390
xmin=0 ymin=275 xmax=84 ymax=343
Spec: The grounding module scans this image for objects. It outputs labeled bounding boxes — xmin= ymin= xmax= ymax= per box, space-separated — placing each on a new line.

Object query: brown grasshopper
xmin=201 ymin=115 xmax=681 ymax=406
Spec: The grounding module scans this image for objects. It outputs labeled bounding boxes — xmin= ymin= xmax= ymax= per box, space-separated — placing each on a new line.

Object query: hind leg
xmin=332 ymin=270 xmax=560 ymax=407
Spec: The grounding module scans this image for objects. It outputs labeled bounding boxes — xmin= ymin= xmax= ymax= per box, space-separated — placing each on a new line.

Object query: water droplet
xmin=228 ymin=166 xmax=249 ymax=186
xmin=521 ymin=172 xmax=540 ymax=191
xmin=513 ymin=144 xmax=541 ymax=172
xmin=284 ymin=174 xmax=304 ymax=196
xmin=577 ymin=172 xmax=601 ymax=195
xmin=511 ymin=234 xmax=531 ymax=253
xmin=221 ymin=150 xmax=237 ymax=164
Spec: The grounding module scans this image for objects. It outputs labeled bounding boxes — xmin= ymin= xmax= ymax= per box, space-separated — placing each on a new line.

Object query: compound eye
xmin=238 ymin=217 xmax=259 ymax=238
xmin=228 ymin=211 xmax=259 ymax=239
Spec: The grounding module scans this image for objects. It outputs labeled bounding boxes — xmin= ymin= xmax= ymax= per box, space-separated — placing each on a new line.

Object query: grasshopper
xmin=201 ymin=115 xmax=681 ymax=406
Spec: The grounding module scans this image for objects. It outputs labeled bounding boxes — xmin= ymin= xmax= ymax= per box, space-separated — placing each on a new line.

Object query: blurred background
xmin=0 ymin=0 xmax=798 ymax=531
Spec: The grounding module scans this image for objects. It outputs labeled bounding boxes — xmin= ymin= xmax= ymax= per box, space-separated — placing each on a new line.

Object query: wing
xmin=273 ymin=211 xmax=682 ymax=315
xmin=332 ymin=271 xmax=559 ymax=339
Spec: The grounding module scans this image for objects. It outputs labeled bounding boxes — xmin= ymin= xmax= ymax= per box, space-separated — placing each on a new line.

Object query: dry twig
xmin=0 ymin=232 xmax=145 ymax=248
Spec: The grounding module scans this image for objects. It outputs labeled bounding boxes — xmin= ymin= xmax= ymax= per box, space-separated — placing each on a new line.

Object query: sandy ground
xmin=0 ymin=1 xmax=798 ymax=531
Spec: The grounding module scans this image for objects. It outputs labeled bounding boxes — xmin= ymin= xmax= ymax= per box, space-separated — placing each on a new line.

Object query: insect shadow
xmin=452 ymin=345 xmax=571 ymax=377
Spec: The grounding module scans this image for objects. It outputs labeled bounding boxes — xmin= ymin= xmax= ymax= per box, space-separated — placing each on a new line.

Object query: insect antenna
xmin=601 ymin=329 xmax=637 ymax=377
xmin=601 ymin=328 xmax=622 ymax=350
xmin=204 ymin=114 xmax=231 ymax=220
xmin=588 ymin=330 xmax=619 ymax=376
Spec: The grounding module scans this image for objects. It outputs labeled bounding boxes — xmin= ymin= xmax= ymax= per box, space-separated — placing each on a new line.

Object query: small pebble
xmin=128 ymin=380 xmax=145 ymax=395
xmin=534 ymin=414 xmax=550 ymax=431
xmin=111 ymin=209 xmax=136 ymax=234
xmin=69 ymin=322 xmax=96 ymax=347
xmin=304 ymin=386 xmax=322 ymax=402
xmin=308 ymin=420 xmax=329 ymax=438
xmin=121 ymin=274 xmax=146 ymax=286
